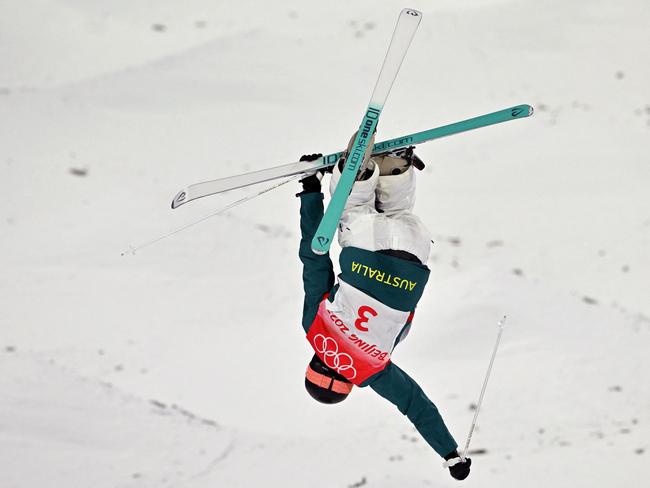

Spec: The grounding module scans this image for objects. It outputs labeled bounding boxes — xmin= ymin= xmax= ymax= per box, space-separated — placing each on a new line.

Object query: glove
xmin=444 ymin=450 xmax=471 ymax=481
xmin=298 ymin=153 xmax=324 ymax=194
xmin=400 ymin=146 xmax=426 ymax=170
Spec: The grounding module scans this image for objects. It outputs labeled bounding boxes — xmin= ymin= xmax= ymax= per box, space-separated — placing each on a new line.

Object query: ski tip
xmin=171 ymin=189 xmax=188 ymax=209
xmin=510 ymin=104 xmax=534 ymax=119
xmin=311 ymin=234 xmax=332 ymax=255
xmin=311 ymin=240 xmax=330 ymax=255
xmin=401 ymin=8 xmax=422 ymax=18
xmin=311 ymin=246 xmax=328 ymax=256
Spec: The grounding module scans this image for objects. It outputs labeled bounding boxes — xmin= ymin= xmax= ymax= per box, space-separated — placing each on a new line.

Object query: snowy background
xmin=1 ymin=0 xmax=649 ymax=487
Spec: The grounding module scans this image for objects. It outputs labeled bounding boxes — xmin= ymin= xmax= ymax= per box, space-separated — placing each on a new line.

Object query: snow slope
xmin=0 ymin=352 xmax=234 ymax=487
xmin=1 ymin=0 xmax=649 ymax=487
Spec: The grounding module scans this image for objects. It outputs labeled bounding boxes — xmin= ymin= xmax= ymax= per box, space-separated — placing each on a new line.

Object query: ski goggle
xmin=305 ymin=364 xmax=353 ymax=394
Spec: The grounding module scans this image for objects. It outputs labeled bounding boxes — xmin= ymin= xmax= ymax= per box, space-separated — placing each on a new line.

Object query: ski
xmin=310 ymin=8 xmax=421 ymax=254
xmin=171 ymin=104 xmax=533 ymax=209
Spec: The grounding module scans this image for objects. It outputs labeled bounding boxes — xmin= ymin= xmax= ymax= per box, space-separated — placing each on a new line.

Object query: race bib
xmin=307 ymin=280 xmax=411 ymax=384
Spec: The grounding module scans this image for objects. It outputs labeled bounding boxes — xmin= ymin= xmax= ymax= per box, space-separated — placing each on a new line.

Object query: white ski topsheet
xmin=369 ymin=8 xmax=422 ymax=108
xmin=171 ymin=159 xmax=322 ymax=208
xmin=311 ymin=8 xmax=422 ymax=254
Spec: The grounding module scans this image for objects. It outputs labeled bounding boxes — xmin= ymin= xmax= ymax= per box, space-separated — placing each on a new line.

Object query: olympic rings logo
xmin=313 ymin=334 xmax=357 ymax=380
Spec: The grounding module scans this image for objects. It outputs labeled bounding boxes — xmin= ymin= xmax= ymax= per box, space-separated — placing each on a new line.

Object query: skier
xmin=296 ymin=135 xmax=471 ymax=481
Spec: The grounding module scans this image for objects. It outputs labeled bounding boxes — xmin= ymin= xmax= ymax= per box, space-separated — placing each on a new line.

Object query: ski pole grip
xmin=442 ymin=457 xmax=463 ymax=469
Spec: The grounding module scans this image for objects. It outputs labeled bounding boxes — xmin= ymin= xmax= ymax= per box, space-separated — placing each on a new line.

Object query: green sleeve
xmin=368 ymin=362 xmax=458 ymax=458
xmin=298 ymin=191 xmax=335 ymax=332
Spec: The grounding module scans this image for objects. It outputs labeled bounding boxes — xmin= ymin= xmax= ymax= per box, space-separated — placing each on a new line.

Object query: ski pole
xmin=444 ymin=315 xmax=507 ymax=468
xmin=122 ymin=174 xmax=302 ymax=256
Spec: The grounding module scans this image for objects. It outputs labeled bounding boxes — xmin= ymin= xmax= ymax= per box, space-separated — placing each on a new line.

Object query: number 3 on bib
xmin=355 ymin=306 xmax=378 ymax=332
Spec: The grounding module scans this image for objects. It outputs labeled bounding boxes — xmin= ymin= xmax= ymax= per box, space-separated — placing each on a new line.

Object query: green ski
xmin=310 ymin=8 xmax=422 ymax=255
